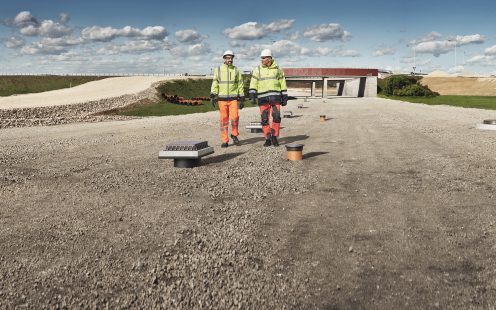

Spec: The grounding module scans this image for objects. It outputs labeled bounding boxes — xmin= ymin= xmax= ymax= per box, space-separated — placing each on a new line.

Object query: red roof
xmin=283 ymin=68 xmax=378 ymax=77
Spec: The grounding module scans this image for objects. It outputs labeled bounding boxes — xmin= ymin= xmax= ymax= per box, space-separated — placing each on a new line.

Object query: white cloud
xmin=229 ymin=41 xmax=246 ymax=48
xmin=223 ymin=19 xmax=294 ymax=40
xmin=287 ymin=31 xmax=300 ymax=41
xmin=81 ymin=25 xmax=167 ymax=42
xmin=410 ymin=32 xmax=442 ymax=45
xmin=484 ymin=45 xmax=496 ymax=55
xmin=264 ymin=19 xmax=294 ymax=32
xmin=12 ymin=11 xmax=39 ymax=28
xmin=139 ymin=26 xmax=168 ymax=40
xmin=40 ymin=36 xmax=84 ymax=47
xmin=235 ymin=40 xmax=359 ymax=60
xmin=338 ymin=49 xmax=360 ymax=57
xmin=414 ymin=41 xmax=452 ymax=57
xmin=59 ymin=13 xmax=70 ymax=24
xmin=4 ymin=36 xmax=25 ymax=48
xmin=9 ymin=11 xmax=72 ymax=38
xmin=20 ymin=42 xmax=67 ymax=55
xmin=170 ymin=42 xmax=211 ymax=57
xmin=224 ymin=22 xmax=266 ymax=40
xmin=411 ymin=33 xmax=485 ymax=57
xmin=312 ymin=47 xmax=360 ymax=57
xmin=467 ymin=54 xmax=495 ymax=65
xmin=453 ymin=34 xmax=484 ymax=45
xmin=81 ymin=26 xmax=118 ymax=41
xmin=97 ymin=40 xmax=166 ymax=55
xmin=37 ymin=20 xmax=73 ymax=38
xmin=303 ymin=23 xmax=351 ymax=42
xmin=175 ymin=29 xmax=206 ymax=44
xmin=373 ymin=47 xmax=396 ymax=56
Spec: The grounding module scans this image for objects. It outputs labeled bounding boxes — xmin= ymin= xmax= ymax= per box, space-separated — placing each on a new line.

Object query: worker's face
xmin=261 ymin=56 xmax=272 ymax=67
xmin=223 ymin=56 xmax=233 ymax=65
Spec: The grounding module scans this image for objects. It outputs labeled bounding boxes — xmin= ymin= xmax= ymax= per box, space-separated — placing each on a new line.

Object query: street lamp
xmin=448 ymin=38 xmax=458 ymax=69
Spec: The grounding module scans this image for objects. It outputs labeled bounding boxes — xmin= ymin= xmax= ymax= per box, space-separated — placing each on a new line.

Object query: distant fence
xmin=0 ymin=73 xmax=209 ymax=77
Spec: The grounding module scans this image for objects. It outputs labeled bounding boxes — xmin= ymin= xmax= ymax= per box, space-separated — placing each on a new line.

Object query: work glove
xmin=249 ymin=93 xmax=257 ymax=105
xmin=238 ymin=98 xmax=244 ymax=110
xmin=281 ymin=96 xmax=288 ymax=106
xmin=210 ymin=94 xmax=217 ymax=108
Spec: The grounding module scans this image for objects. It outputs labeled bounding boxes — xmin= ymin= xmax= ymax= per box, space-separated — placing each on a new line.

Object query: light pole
xmin=448 ymin=38 xmax=457 ymax=70
xmin=413 ymin=46 xmax=416 ymax=72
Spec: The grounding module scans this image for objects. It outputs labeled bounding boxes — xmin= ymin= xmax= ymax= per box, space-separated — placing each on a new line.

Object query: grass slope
xmin=118 ymin=77 xmax=252 ymax=117
xmin=382 ymin=95 xmax=496 ymax=110
xmin=0 ymin=76 xmax=111 ymax=97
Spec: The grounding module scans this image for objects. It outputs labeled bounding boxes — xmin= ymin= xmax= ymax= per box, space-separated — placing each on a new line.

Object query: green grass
xmin=380 ymin=94 xmax=496 ymax=110
xmin=156 ymin=78 xmax=213 ymax=99
xmin=0 ymin=75 xmax=111 ymax=96
xmin=118 ymin=77 xmax=253 ymax=117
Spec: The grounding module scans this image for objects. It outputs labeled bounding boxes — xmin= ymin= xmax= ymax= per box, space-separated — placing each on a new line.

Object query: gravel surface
xmin=2 ymin=95 xmax=496 ymax=308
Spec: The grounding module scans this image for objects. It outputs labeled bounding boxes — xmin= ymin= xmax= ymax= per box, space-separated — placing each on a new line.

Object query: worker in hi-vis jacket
xmin=210 ymin=50 xmax=245 ymax=148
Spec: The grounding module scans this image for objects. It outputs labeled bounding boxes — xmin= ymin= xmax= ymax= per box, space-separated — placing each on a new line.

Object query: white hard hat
xmin=223 ymin=50 xmax=234 ymax=58
xmin=260 ymin=49 xmax=272 ymax=58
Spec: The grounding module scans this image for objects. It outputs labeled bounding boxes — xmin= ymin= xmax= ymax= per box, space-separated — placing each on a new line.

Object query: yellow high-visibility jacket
xmin=210 ymin=64 xmax=244 ymax=101
xmin=249 ymin=60 xmax=288 ymax=105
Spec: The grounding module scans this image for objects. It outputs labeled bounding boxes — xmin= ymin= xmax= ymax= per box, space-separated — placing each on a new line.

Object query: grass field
xmin=381 ymin=95 xmax=496 ymax=110
xmin=0 ymin=75 xmax=111 ymax=97
xmin=117 ymin=77 xmax=253 ymax=117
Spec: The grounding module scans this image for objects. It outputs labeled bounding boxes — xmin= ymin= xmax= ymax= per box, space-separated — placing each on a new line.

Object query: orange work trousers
xmin=218 ymin=100 xmax=239 ymax=143
xmin=259 ymin=102 xmax=281 ymax=139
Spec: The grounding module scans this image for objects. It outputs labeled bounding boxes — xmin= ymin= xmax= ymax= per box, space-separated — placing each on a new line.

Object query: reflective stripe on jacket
xmin=249 ymin=61 xmax=288 ymax=105
xmin=210 ymin=64 xmax=245 ymax=101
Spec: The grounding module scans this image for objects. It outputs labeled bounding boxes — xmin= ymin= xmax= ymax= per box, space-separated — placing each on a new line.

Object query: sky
xmin=1 ymin=0 xmax=496 ymax=76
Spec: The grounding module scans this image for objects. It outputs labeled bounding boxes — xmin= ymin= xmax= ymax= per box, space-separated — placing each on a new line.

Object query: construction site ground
xmin=2 ymin=94 xmax=496 ymax=308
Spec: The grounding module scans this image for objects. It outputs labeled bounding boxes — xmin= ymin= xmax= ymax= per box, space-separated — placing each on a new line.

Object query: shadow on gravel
xmin=279 ymin=134 xmax=310 ymax=145
xmin=239 ymin=137 xmax=266 ymax=145
xmin=303 ymin=152 xmax=329 ymax=159
xmin=239 ymin=134 xmax=310 ymax=146
xmin=201 ymin=152 xmax=245 ymax=165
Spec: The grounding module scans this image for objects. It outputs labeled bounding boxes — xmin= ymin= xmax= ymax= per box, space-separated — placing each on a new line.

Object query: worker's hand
xmin=210 ymin=94 xmax=217 ymax=108
xmin=238 ymin=98 xmax=244 ymax=110
xmin=281 ymin=98 xmax=288 ymax=106
xmin=249 ymin=93 xmax=257 ymax=105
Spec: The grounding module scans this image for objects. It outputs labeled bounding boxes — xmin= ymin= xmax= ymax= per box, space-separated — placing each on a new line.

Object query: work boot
xmin=271 ymin=135 xmax=279 ymax=147
xmin=221 ymin=142 xmax=228 ymax=148
xmin=231 ymin=134 xmax=240 ymax=146
xmin=263 ymin=139 xmax=272 ymax=147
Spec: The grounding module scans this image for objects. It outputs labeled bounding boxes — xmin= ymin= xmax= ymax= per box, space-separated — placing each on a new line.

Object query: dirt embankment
xmin=420 ymin=76 xmax=496 ymax=96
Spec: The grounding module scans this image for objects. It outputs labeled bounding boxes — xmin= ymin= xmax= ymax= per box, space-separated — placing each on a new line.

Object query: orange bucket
xmin=285 ymin=143 xmax=304 ymax=161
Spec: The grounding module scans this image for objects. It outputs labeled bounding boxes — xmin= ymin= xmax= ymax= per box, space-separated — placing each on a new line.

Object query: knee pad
xmin=261 ymin=109 xmax=270 ymax=125
xmin=272 ymin=109 xmax=281 ymax=123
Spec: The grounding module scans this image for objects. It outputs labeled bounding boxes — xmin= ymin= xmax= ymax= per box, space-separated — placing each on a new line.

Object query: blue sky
xmin=1 ymin=0 xmax=496 ymax=75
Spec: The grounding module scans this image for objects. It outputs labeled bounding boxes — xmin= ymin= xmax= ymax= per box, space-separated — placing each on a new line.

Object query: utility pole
xmin=448 ymin=38 xmax=458 ymax=70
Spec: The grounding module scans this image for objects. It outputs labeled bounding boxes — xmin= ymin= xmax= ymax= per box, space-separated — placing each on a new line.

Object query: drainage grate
xmin=164 ymin=140 xmax=210 ymax=151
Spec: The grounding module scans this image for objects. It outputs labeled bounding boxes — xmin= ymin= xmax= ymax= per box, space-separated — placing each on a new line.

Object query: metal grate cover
xmin=165 ymin=140 xmax=209 ymax=151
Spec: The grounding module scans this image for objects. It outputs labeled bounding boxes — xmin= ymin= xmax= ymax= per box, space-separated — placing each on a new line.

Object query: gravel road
xmin=1 ymin=95 xmax=496 ymax=309
xmin=0 ymin=76 xmax=188 ymax=109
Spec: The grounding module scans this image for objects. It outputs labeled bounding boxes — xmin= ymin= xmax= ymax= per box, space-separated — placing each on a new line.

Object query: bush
xmin=382 ymin=75 xmax=438 ymax=97
xmin=393 ymin=84 xmax=439 ymax=97
xmin=377 ymin=78 xmax=385 ymax=94
xmin=383 ymin=75 xmax=418 ymax=95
